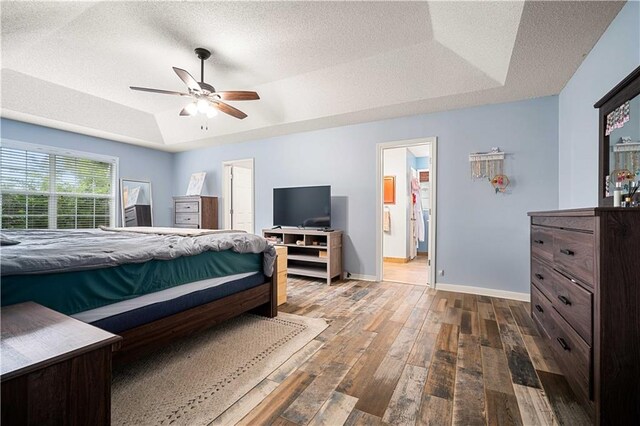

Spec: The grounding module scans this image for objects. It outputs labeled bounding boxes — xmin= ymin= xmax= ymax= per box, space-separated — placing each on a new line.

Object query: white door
xmin=231 ymin=165 xmax=253 ymax=233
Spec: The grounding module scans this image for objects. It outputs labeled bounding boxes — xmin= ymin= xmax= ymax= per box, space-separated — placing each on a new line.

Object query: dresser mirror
xmin=595 ymin=66 xmax=640 ymax=206
xmin=120 ymin=179 xmax=153 ymax=227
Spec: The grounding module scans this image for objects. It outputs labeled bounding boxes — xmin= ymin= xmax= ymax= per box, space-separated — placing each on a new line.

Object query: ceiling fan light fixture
xmin=184 ymin=102 xmax=198 ymax=116
xmin=197 ymin=99 xmax=209 ymax=114
xmin=206 ymin=105 xmax=218 ymax=118
xmin=130 ymin=47 xmax=259 ymax=120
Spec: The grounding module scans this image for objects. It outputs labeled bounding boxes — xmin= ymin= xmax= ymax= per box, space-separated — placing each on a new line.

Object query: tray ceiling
xmin=1 ymin=1 xmax=625 ymax=152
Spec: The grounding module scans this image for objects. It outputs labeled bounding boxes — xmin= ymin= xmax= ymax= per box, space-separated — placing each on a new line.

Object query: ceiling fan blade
xmin=212 ymin=91 xmax=260 ymax=101
xmin=130 ymin=86 xmax=189 ymax=96
xmin=172 ymin=67 xmax=201 ymax=92
xmin=212 ymin=101 xmax=248 ymax=119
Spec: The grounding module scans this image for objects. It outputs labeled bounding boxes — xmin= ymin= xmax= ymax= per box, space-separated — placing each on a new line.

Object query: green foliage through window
xmin=1 ymin=145 xmax=115 ymax=229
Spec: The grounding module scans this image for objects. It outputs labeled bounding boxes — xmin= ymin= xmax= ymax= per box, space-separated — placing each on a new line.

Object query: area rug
xmin=112 ymin=312 xmax=327 ymax=425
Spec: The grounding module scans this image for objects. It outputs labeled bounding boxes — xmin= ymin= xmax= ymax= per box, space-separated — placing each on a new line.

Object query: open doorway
xmin=376 ymin=138 xmax=436 ymax=287
xmin=222 ymin=159 xmax=254 ymax=233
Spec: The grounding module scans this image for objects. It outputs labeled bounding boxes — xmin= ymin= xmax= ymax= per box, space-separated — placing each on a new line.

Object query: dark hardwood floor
xmin=215 ymin=278 xmax=592 ymax=425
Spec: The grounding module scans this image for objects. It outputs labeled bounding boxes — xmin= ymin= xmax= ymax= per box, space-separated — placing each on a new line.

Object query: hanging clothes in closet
xmin=411 ymin=177 xmax=425 ymax=246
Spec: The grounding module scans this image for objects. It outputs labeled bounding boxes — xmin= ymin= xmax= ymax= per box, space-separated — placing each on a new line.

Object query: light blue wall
xmin=0 ymin=118 xmax=175 ymax=226
xmin=558 ymin=1 xmax=640 ymax=208
xmin=174 ymin=96 xmax=559 ymax=293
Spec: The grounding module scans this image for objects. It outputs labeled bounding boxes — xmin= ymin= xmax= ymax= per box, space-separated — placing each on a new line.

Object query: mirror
xmin=120 ymin=179 xmax=153 ymax=227
xmin=607 ymin=94 xmax=640 ymax=182
xmin=596 ymin=66 xmax=640 ymax=206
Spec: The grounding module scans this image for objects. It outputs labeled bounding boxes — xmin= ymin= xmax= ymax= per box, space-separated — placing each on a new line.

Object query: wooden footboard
xmin=113 ymin=261 xmax=278 ymax=365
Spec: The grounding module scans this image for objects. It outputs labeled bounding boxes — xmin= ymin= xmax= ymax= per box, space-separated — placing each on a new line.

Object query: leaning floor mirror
xmin=120 ymin=179 xmax=153 ymax=227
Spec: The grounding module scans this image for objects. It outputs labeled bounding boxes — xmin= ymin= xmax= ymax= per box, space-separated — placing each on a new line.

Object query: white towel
xmin=383 ymin=209 xmax=391 ymax=232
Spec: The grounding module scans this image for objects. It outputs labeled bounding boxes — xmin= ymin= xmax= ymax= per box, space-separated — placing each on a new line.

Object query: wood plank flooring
xmin=383 ymin=257 xmax=429 ymax=286
xmin=220 ymin=278 xmax=591 ymax=425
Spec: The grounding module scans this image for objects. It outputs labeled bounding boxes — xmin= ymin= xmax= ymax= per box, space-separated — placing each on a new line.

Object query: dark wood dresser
xmin=1 ymin=302 xmax=121 ymax=425
xmin=528 ymin=208 xmax=640 ymax=424
xmin=124 ymin=204 xmax=152 ymax=226
xmin=172 ymin=195 xmax=218 ymax=229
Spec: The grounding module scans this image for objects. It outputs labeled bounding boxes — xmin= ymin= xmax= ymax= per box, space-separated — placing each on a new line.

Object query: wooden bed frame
xmin=113 ymin=261 xmax=278 ymax=365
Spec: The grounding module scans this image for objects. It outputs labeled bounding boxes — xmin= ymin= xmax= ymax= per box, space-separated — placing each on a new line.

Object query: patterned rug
xmin=112 ymin=312 xmax=327 ymax=425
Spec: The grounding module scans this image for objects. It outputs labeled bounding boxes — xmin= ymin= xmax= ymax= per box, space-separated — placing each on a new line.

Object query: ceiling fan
xmin=130 ymin=48 xmax=259 ymax=120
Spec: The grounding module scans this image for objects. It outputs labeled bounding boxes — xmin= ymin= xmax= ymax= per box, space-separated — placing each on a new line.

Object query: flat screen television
xmin=273 ymin=185 xmax=331 ymax=228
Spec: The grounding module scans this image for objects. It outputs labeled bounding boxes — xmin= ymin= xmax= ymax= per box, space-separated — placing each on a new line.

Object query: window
xmin=1 ymin=141 xmax=118 ymax=229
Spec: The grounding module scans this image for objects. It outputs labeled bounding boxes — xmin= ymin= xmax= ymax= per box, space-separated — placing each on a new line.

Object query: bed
xmin=0 ymin=227 xmax=278 ymax=364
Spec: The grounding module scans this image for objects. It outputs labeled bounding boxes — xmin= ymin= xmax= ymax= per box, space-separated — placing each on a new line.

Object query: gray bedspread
xmin=0 ymin=228 xmax=276 ymax=277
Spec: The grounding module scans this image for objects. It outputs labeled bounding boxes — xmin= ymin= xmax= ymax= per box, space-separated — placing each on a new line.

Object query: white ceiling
xmin=1 ymin=1 xmax=624 ymax=152
xmin=408 ymin=145 xmax=430 ymax=158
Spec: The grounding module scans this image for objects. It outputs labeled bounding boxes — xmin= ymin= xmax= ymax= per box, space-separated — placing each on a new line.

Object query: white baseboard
xmin=435 ymin=282 xmax=530 ymax=302
xmin=347 ymin=273 xmax=377 ymax=282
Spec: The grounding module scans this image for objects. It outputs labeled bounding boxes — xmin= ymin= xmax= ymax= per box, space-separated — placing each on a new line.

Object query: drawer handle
xmin=535 ymin=304 xmax=544 ymax=313
xmin=534 ymin=273 xmax=544 ymax=281
xmin=185 ymin=206 xmax=191 ymax=209
xmin=557 ymin=337 xmax=571 ymax=351
xmin=560 ymin=248 xmax=575 ymax=256
xmin=533 ymin=239 xmax=544 ymax=245
xmin=557 ymin=295 xmax=571 ymax=305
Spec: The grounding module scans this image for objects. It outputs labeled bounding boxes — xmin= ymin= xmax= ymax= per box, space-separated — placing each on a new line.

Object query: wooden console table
xmin=263 ymin=228 xmax=343 ymax=285
xmin=1 ymin=302 xmax=121 ymax=425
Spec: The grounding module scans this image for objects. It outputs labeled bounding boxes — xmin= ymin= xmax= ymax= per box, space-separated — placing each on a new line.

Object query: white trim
xmin=348 ymin=274 xmax=377 ymax=282
xmin=437 ymin=282 xmax=530 ymax=302
xmin=376 ymin=137 xmax=437 ymax=289
xmin=222 ymin=158 xmax=255 ymax=234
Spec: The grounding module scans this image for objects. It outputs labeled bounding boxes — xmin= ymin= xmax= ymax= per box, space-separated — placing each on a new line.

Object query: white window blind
xmin=0 ymin=141 xmax=118 ymax=229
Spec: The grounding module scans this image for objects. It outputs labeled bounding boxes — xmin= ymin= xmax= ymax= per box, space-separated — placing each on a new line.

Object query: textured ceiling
xmin=1 ymin=1 xmax=625 ymax=152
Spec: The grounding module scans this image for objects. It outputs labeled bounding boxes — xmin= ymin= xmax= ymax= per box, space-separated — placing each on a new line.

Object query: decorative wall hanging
xmin=469 ymin=148 xmax=510 ymax=194
xmin=469 ymin=148 xmax=505 ymax=180
xmin=605 ymin=101 xmax=630 ymax=136
xmin=383 ymin=176 xmax=396 ymax=204
xmin=491 ymin=174 xmax=510 ymax=193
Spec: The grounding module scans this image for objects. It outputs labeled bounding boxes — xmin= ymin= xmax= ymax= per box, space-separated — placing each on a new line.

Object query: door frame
xmin=375 ymin=137 xmax=437 ymax=288
xmin=222 ymin=158 xmax=255 ymax=233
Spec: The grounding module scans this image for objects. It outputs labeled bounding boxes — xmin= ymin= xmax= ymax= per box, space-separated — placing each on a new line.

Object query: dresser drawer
xmin=549 ymin=269 xmax=593 ymax=344
xmin=175 ymin=201 xmax=199 ymax=213
xmin=124 ymin=208 xmax=137 ymax=222
xmin=531 ymin=226 xmax=553 ymax=263
xmin=546 ymin=308 xmax=592 ymax=401
xmin=277 ymin=271 xmax=287 ymax=306
xmin=553 ymin=229 xmax=595 ymax=288
xmin=531 ymin=284 xmax=554 ymax=335
xmin=531 ymin=216 xmax=595 ymax=232
xmin=277 ymin=254 xmax=287 ymax=272
xmin=175 ymin=213 xmax=200 ymax=225
xmin=531 ymin=257 xmax=555 ymax=302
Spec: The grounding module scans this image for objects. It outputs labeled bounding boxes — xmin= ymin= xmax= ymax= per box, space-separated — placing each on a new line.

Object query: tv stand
xmin=263 ymin=228 xmax=343 ymax=285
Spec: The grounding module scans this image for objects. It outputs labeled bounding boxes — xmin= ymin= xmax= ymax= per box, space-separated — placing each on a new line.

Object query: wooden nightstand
xmin=1 ymin=302 xmax=121 ymax=425
xmin=172 ymin=196 xmax=218 ymax=229
xmin=275 ymin=245 xmax=288 ymax=305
